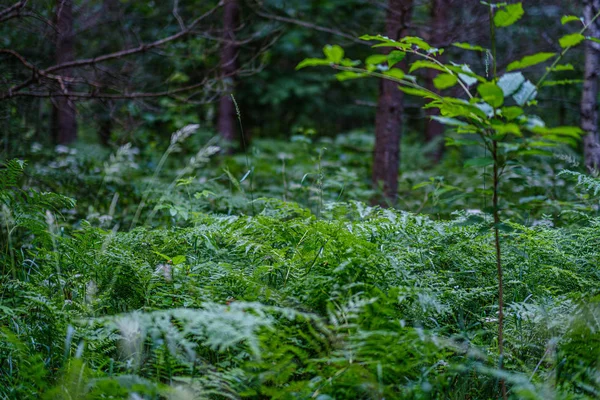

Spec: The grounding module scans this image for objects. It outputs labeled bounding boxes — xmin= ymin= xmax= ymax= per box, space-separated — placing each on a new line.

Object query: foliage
xmin=2 ymin=2 xmax=600 ymax=399
xmin=2 ymin=153 xmax=600 ymax=398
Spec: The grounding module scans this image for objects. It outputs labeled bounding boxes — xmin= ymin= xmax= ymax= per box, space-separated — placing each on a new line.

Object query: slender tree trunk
xmin=96 ymin=0 xmax=121 ymax=146
xmin=582 ymin=0 xmax=600 ymax=171
xmin=424 ymin=0 xmax=451 ymax=163
xmin=52 ymin=0 xmax=77 ymax=144
xmin=218 ymin=0 xmax=239 ymax=149
xmin=372 ymin=0 xmax=413 ymax=205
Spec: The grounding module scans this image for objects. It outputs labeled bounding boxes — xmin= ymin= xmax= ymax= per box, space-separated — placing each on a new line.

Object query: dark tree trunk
xmin=95 ymin=0 xmax=121 ymax=146
xmin=372 ymin=0 xmax=413 ymax=205
xmin=218 ymin=0 xmax=240 ymax=149
xmin=582 ymin=0 xmax=600 ymax=170
xmin=52 ymin=0 xmax=77 ymax=144
xmin=424 ymin=0 xmax=451 ymax=163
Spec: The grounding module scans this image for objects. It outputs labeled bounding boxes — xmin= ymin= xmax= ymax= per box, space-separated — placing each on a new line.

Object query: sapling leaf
xmin=388 ymin=51 xmax=406 ymax=67
xmin=494 ymin=3 xmax=524 ymax=27
xmin=430 ymin=116 xmax=468 ymax=126
xmin=296 ymin=58 xmax=330 ymax=70
xmin=335 ymin=71 xmax=367 ymax=81
xmin=339 ymin=58 xmax=361 ymax=67
xmin=365 ymin=54 xmax=388 ymax=65
xmin=506 ymin=52 xmax=556 ymax=71
xmin=383 ymin=69 xmax=405 ymax=80
xmin=401 ymin=36 xmax=431 ymax=50
xmin=501 ymin=106 xmax=523 ymax=120
xmin=542 ymin=79 xmax=583 ymax=86
xmin=452 ymin=42 xmax=487 ymax=52
xmin=561 ymin=15 xmax=582 ymax=25
xmin=477 ymin=82 xmax=504 ymax=108
xmin=447 ymin=63 xmax=485 ymax=85
xmin=512 ymin=80 xmax=537 ymax=105
xmin=409 ymin=60 xmax=446 ymax=73
xmin=398 ymin=86 xmax=439 ymax=99
xmin=546 ymin=63 xmax=574 ymax=71
xmin=497 ymin=72 xmax=525 ymax=96
xmin=492 ymin=122 xmax=522 ymax=136
xmin=434 ymin=73 xmax=458 ymax=90
xmin=323 ymin=45 xmax=344 ymax=63
xmin=559 ymin=33 xmax=585 ymax=48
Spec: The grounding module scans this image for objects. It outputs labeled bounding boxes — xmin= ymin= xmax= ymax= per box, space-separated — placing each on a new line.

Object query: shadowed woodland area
xmin=2 ymin=0 xmax=600 ymax=399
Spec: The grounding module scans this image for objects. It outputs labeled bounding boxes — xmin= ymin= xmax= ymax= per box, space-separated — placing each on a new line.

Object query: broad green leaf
xmin=452 ymin=42 xmax=487 ymax=52
xmin=492 ymin=122 xmax=521 ymax=136
xmin=409 ymin=60 xmax=446 ymax=73
xmin=517 ymin=149 xmax=553 ymax=156
xmin=430 ymin=116 xmax=468 ymax=126
xmin=561 ymin=15 xmax=582 ymax=25
xmin=588 ymin=36 xmax=600 ymax=44
xmin=323 ymin=45 xmax=344 ymax=63
xmin=171 ymin=255 xmax=186 ymax=265
xmin=365 ymin=54 xmax=388 ymax=65
xmin=448 ymin=64 xmax=483 ymax=86
xmin=388 ymin=50 xmax=406 ymax=67
xmin=401 ymin=36 xmax=431 ymax=50
xmin=383 ymin=69 xmax=405 ymax=80
xmin=497 ymin=72 xmax=525 ymax=96
xmin=506 ymin=52 xmax=556 ymax=71
xmin=464 ymin=157 xmax=494 ymax=168
xmin=296 ymin=58 xmax=330 ymax=70
xmin=524 ymin=115 xmax=546 ymax=129
xmin=335 ymin=71 xmax=367 ymax=81
xmin=494 ymin=3 xmax=524 ymax=28
xmin=528 ymin=141 xmax=558 ymax=148
xmin=339 ymin=58 xmax=361 ymax=67
xmin=501 ymin=106 xmax=523 ymax=121
xmin=512 ymin=80 xmax=537 ymax=105
xmin=398 ymin=86 xmax=439 ymax=99
xmin=533 ymin=126 xmax=583 ymax=138
xmin=373 ymin=42 xmax=411 ymax=50
xmin=542 ymin=79 xmax=582 ymax=86
xmin=434 ymin=73 xmax=458 ymax=90
xmin=559 ymin=33 xmax=585 ymax=48
xmin=477 ymin=82 xmax=504 ymax=108
xmin=546 ymin=63 xmax=574 ymax=71
xmin=475 ymin=102 xmax=494 ymax=117
xmin=437 ymin=97 xmax=488 ymax=120
xmin=360 ymin=34 xmax=400 ymax=47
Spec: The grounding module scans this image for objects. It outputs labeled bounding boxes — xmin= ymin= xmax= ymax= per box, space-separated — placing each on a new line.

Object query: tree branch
xmin=45 ymin=3 xmax=222 ymax=74
xmin=0 ymin=0 xmax=28 ymax=23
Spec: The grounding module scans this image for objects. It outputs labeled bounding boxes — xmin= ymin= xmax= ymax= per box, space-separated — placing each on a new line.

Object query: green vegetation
xmin=2 ymin=1 xmax=600 ymax=399
xmin=2 ymin=127 xmax=600 ymax=398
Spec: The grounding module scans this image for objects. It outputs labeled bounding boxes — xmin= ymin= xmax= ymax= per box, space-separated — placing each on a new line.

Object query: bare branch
xmin=0 ymin=0 xmax=27 ymax=22
xmin=173 ymin=0 xmax=186 ymax=30
xmin=253 ymin=8 xmax=366 ymax=44
xmin=45 ymin=3 xmax=222 ymax=74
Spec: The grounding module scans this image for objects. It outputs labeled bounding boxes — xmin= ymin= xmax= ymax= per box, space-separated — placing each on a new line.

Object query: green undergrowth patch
xmin=2 ymin=193 xmax=600 ymax=398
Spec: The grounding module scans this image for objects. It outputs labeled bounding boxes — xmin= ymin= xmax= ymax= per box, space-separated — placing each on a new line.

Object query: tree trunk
xmin=372 ymin=0 xmax=413 ymax=205
xmin=582 ymin=0 xmax=600 ymax=171
xmin=52 ymin=0 xmax=77 ymax=144
xmin=95 ymin=0 xmax=121 ymax=146
xmin=218 ymin=0 xmax=240 ymax=149
xmin=424 ymin=0 xmax=451 ymax=163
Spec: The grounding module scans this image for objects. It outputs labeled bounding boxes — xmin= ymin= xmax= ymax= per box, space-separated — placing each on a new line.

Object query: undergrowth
xmin=1 ymin=150 xmax=600 ymax=398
